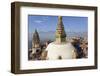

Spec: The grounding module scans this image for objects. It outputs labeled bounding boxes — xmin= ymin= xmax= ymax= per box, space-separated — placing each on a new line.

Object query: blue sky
xmin=28 ymin=15 xmax=88 ymax=33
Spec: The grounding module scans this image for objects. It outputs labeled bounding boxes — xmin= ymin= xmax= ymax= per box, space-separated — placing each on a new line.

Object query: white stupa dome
xmin=46 ymin=42 xmax=76 ymax=60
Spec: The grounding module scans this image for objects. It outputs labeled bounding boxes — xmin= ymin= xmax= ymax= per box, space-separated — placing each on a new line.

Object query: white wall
xmin=0 ymin=0 xmax=100 ymax=76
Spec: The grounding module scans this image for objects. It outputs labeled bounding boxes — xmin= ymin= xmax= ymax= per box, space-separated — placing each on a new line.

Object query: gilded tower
xmin=55 ymin=16 xmax=67 ymax=43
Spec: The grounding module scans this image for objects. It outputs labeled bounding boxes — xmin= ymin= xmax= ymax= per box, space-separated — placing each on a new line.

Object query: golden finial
xmin=58 ymin=16 xmax=62 ymax=21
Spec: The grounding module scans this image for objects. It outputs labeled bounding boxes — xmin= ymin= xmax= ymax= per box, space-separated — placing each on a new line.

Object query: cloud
xmin=34 ymin=20 xmax=43 ymax=23
xmin=42 ymin=16 xmax=49 ymax=21
xmin=33 ymin=16 xmax=49 ymax=24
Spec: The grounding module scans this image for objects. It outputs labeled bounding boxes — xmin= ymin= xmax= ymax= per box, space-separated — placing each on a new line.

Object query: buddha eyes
xmin=58 ymin=56 xmax=62 ymax=59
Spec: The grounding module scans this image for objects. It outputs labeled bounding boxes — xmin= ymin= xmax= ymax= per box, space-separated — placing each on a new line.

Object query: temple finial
xmin=58 ymin=16 xmax=62 ymax=21
xmin=55 ymin=16 xmax=66 ymax=43
xmin=35 ymin=29 xmax=37 ymax=33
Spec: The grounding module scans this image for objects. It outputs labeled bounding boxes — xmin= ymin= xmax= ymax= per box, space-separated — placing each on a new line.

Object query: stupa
xmin=45 ymin=16 xmax=77 ymax=60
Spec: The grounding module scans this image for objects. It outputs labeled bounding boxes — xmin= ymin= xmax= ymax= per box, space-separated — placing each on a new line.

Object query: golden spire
xmin=57 ymin=16 xmax=63 ymax=29
xmin=55 ymin=16 xmax=66 ymax=43
xmin=58 ymin=16 xmax=62 ymax=21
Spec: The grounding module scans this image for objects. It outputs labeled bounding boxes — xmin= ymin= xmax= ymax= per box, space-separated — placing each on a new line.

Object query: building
xmin=80 ymin=40 xmax=88 ymax=58
xmin=45 ymin=16 xmax=77 ymax=60
xmin=31 ymin=29 xmax=42 ymax=60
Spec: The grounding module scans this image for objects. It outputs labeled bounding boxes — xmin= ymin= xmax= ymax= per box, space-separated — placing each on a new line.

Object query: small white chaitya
xmin=46 ymin=16 xmax=77 ymax=60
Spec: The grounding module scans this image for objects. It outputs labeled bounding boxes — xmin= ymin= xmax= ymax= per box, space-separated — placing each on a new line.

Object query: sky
xmin=28 ymin=15 xmax=88 ymax=33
